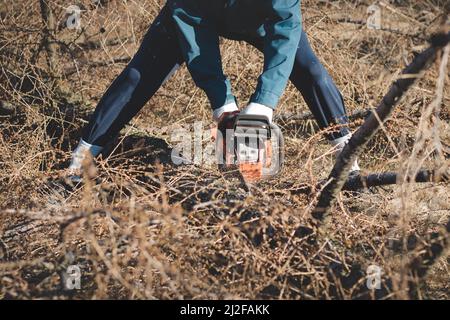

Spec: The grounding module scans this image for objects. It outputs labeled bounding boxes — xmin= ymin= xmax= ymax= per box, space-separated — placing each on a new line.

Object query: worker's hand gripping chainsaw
xmin=214 ymin=112 xmax=284 ymax=183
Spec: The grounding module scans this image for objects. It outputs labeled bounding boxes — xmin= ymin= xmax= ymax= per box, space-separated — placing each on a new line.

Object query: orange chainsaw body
xmin=212 ymin=112 xmax=283 ymax=183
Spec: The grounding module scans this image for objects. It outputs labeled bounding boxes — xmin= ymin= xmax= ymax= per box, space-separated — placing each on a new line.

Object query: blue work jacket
xmin=170 ymin=0 xmax=302 ymax=109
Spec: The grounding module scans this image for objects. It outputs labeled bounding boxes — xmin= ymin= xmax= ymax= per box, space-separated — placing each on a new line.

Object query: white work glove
xmin=331 ymin=134 xmax=361 ymax=172
xmin=240 ymin=102 xmax=273 ymax=123
xmin=213 ymin=102 xmax=239 ymax=122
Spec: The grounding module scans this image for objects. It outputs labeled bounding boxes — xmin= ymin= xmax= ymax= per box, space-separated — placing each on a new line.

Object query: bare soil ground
xmin=0 ymin=0 xmax=449 ymax=299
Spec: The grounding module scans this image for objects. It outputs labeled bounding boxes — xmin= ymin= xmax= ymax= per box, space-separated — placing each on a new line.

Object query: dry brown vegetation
xmin=0 ymin=0 xmax=449 ymax=299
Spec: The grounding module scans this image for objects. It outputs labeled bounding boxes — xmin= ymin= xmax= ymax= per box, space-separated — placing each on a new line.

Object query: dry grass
xmin=0 ymin=0 xmax=449 ymax=299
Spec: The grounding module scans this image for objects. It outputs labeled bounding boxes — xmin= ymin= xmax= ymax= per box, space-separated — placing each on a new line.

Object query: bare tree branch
xmin=63 ymin=57 xmax=131 ymax=77
xmin=311 ymin=32 xmax=450 ymax=225
xmin=336 ymin=17 xmax=426 ymax=40
xmin=275 ymin=109 xmax=371 ymax=123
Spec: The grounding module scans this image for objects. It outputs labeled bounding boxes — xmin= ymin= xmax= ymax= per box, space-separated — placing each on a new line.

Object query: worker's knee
xmin=305 ymin=61 xmax=327 ymax=80
xmin=292 ymin=58 xmax=328 ymax=85
xmin=294 ymin=51 xmax=324 ymax=77
xmin=294 ymin=33 xmax=328 ymax=81
xmin=124 ymin=67 xmax=141 ymax=86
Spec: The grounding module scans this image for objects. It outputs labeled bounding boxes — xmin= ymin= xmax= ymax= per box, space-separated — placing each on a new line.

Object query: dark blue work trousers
xmin=82 ymin=5 xmax=350 ymax=147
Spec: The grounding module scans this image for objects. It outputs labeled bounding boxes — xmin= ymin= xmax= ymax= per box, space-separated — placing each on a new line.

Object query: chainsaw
xmin=214 ymin=112 xmax=284 ymax=183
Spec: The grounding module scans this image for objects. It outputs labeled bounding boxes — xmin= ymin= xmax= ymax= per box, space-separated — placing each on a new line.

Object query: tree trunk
xmin=39 ymin=0 xmax=58 ymax=77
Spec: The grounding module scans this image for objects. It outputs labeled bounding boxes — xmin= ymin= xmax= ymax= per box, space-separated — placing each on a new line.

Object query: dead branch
xmin=275 ymin=108 xmax=371 ymax=123
xmin=336 ymin=18 xmax=426 ymax=40
xmin=312 ymin=32 xmax=450 ymax=224
xmin=342 ymin=169 xmax=449 ymax=191
xmin=64 ymin=57 xmax=131 ymax=77
xmin=70 ymin=37 xmax=132 ymax=51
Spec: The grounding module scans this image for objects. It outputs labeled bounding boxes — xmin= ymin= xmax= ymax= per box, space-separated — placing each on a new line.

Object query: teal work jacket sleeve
xmin=171 ymin=2 xmax=236 ymax=110
xmin=250 ymin=0 xmax=302 ymax=109
xmin=171 ymin=0 xmax=302 ymax=110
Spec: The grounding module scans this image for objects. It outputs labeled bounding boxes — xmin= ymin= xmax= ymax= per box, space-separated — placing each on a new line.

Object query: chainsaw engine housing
xmin=233 ymin=114 xmax=284 ymax=182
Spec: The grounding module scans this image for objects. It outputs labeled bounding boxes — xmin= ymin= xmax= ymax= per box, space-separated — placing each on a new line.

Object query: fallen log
xmin=342 ymin=169 xmax=449 ymax=191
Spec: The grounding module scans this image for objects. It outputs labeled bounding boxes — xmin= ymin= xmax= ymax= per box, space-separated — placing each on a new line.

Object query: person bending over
xmin=69 ymin=0 xmax=360 ymax=176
